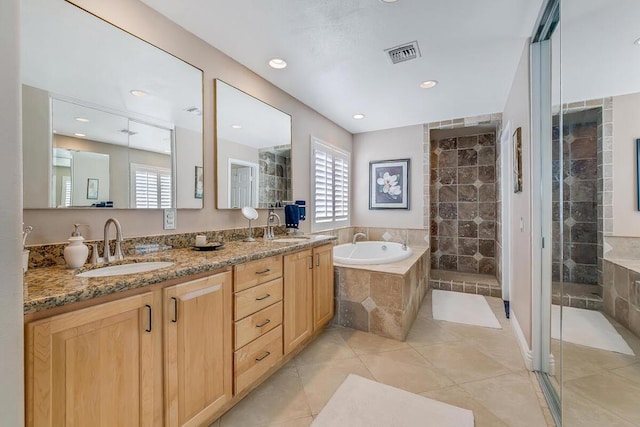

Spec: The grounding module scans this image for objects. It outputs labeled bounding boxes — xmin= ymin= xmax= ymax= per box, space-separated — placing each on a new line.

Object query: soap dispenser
xmin=64 ymin=224 xmax=89 ymax=269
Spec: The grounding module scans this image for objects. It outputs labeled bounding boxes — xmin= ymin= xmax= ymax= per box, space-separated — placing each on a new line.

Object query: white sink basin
xmin=275 ymin=237 xmax=310 ymax=243
xmin=76 ymin=261 xmax=174 ymax=278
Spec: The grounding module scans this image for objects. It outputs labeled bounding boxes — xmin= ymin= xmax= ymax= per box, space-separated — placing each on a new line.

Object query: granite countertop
xmin=24 ymin=235 xmax=336 ymax=315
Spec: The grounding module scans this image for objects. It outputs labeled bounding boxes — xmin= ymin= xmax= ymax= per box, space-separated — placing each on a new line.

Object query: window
xmin=130 ymin=163 xmax=172 ymax=208
xmin=311 ymin=137 xmax=350 ymax=231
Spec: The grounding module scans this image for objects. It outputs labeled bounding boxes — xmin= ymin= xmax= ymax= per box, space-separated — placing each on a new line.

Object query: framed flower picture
xmin=369 ymin=158 xmax=410 ymax=209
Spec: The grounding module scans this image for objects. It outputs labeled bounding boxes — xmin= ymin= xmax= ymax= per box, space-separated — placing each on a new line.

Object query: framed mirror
xmin=215 ymin=79 xmax=292 ymax=209
xmin=21 ymin=0 xmax=203 ymax=209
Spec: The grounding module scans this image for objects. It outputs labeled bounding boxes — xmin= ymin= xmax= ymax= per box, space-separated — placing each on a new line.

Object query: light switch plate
xmin=163 ymin=208 xmax=177 ymax=230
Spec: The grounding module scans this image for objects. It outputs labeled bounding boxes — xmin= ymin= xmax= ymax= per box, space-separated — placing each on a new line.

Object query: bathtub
xmin=333 ymin=241 xmax=413 ymax=265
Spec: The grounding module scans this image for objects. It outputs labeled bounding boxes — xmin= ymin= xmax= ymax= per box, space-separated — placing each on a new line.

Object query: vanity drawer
xmin=235 ymin=301 xmax=283 ymax=350
xmin=234 ymin=325 xmax=283 ymax=393
xmin=234 ymin=278 xmax=283 ymax=320
xmin=234 ymin=255 xmax=283 ymax=292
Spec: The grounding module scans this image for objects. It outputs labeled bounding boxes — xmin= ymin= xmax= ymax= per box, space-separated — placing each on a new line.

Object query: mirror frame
xmin=213 ymin=78 xmax=293 ymax=210
xmin=22 ymin=0 xmax=205 ymax=210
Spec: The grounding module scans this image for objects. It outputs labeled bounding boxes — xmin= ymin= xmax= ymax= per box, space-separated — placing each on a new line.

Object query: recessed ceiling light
xmin=268 ymin=58 xmax=287 ymax=69
xmin=74 ymin=133 xmax=86 ymax=137
xmin=231 ymin=124 xmax=242 ymax=129
xmin=75 ymin=117 xmax=90 ymax=123
xmin=634 ymin=38 xmax=640 ymax=46
xmin=353 ymin=114 xmax=365 ymax=120
xmin=381 ymin=0 xmax=398 ymax=3
xmin=420 ymin=80 xmax=438 ymax=89
xmin=130 ymin=89 xmax=148 ymax=97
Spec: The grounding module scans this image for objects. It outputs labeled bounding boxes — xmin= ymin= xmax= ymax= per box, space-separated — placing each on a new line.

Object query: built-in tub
xmin=333 ymin=245 xmax=429 ymax=341
xmin=333 ymin=241 xmax=413 ymax=265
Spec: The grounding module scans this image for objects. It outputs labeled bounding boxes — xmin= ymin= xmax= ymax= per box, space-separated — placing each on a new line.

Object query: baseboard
xmin=510 ymin=311 xmax=534 ymax=371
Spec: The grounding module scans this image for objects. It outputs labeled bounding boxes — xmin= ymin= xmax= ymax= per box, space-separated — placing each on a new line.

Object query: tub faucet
xmin=103 ymin=218 xmax=124 ymax=263
xmin=352 ymin=232 xmax=366 ymax=245
xmin=266 ymin=210 xmax=281 ymax=240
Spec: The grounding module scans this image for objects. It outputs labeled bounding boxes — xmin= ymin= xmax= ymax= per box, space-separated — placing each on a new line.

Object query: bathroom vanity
xmin=23 ymin=236 xmax=334 ymax=426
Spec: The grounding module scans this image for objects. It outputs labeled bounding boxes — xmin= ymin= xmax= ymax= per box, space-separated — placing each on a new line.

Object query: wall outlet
xmin=163 ymin=208 xmax=177 ymax=230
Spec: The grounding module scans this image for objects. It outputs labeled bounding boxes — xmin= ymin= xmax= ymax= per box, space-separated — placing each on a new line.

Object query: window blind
xmin=131 ymin=164 xmax=172 ymax=208
xmin=311 ymin=137 xmax=350 ymax=231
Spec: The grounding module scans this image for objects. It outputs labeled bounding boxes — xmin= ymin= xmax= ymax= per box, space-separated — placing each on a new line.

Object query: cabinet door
xmin=164 ymin=272 xmax=232 ymax=427
xmin=26 ymin=292 xmax=159 ymax=427
xmin=283 ymin=249 xmax=313 ymax=355
xmin=313 ymin=244 xmax=335 ymax=330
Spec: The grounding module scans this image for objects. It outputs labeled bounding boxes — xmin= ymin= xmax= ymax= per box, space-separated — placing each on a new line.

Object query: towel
xmin=295 ymin=200 xmax=306 ymax=220
xmin=285 ymin=204 xmax=300 ymax=228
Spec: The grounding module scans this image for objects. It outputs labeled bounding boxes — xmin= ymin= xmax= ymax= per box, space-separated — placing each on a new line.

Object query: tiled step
xmin=429 ymin=269 xmax=501 ymax=298
xmin=552 ymin=282 xmax=603 ymax=310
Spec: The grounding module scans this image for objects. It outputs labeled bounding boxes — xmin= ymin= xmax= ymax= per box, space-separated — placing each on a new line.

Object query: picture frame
xmin=194 ymin=166 xmax=203 ymax=199
xmin=369 ymin=158 xmax=410 ymax=209
xmin=513 ymin=127 xmax=523 ymax=193
xmin=86 ymin=178 xmax=99 ymax=200
xmin=636 ymin=138 xmax=640 ymax=211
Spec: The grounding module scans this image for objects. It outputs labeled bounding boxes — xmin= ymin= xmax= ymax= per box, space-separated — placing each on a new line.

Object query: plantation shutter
xmin=131 ymin=164 xmax=172 ymax=208
xmin=311 ymin=137 xmax=350 ymax=231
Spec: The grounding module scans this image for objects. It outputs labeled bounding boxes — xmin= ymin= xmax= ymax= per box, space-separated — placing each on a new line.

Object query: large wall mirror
xmin=215 ymin=79 xmax=292 ymax=209
xmin=21 ymin=0 xmax=204 ymax=209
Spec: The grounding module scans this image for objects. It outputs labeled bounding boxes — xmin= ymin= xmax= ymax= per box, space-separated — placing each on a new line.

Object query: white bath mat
xmin=432 ymin=290 xmax=502 ymax=329
xmin=551 ymin=305 xmax=634 ymax=355
xmin=311 ymin=374 xmax=474 ymax=427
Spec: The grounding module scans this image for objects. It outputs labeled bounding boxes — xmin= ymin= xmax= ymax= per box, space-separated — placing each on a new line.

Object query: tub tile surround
xmin=333 ymin=247 xmax=430 ymax=341
xmin=603 ymin=258 xmax=640 ymax=337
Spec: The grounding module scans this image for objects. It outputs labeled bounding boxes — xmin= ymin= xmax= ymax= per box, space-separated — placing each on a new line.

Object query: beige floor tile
xmin=297 ymin=357 xmax=374 ymax=415
xmin=420 ymin=385 xmax=508 ymax=427
xmin=414 ymin=341 xmax=512 ymax=384
xmin=338 ymin=328 xmax=410 ymax=355
xmin=559 ymin=341 xmax=637 ymax=382
xmin=220 ymin=367 xmax=311 ymax=427
xmin=562 ymin=387 xmax=636 ymax=427
xmin=405 ymin=317 xmax=463 ymax=347
xmin=610 ymin=363 xmax=640 ymax=386
xmin=469 ymin=332 xmax=527 ymax=372
xmin=293 ymin=329 xmax=356 ymax=367
xmin=258 ymin=416 xmax=314 ymax=427
xmin=564 ymin=372 xmax=640 ymax=424
xmin=359 ymin=348 xmax=454 ymax=393
xmin=460 ymin=372 xmax=548 ymax=427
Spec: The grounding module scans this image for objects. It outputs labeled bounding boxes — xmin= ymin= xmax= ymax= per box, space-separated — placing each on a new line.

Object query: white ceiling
xmin=141 ymin=0 xmax=546 ymax=134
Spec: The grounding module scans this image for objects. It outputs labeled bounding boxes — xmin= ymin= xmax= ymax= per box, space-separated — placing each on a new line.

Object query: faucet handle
xmin=89 ymin=243 xmax=102 ymax=264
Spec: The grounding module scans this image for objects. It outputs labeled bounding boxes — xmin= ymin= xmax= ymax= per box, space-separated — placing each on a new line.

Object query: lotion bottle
xmin=64 ymin=224 xmax=89 ymax=268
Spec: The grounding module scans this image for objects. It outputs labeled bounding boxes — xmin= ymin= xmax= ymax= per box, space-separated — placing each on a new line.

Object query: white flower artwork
xmin=369 ymin=159 xmax=410 ymax=209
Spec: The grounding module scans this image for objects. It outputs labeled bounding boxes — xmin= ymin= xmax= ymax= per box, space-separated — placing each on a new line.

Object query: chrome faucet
xmin=352 ymin=232 xmax=366 ymax=245
xmin=103 ymin=218 xmax=124 ymax=263
xmin=266 ymin=210 xmax=281 ymax=240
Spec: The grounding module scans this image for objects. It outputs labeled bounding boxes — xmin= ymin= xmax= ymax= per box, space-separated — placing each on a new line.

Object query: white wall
xmin=502 ymin=41 xmax=533 ymax=347
xmin=352 ymin=125 xmax=424 ymax=228
xmin=23 ymin=0 xmax=352 ymax=244
xmin=612 ymin=92 xmax=640 ymax=237
xmin=0 ymin=0 xmax=25 ymax=422
xmin=175 ymin=127 xmax=203 ymax=209
xmin=22 ymin=84 xmax=50 ymax=208
xmin=217 ymin=138 xmax=259 ymax=208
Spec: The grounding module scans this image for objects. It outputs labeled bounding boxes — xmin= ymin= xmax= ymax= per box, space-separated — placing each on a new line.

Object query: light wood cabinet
xmin=164 ymin=271 xmax=233 ymax=427
xmin=313 ymin=244 xmax=334 ymax=330
xmin=283 ymin=249 xmax=314 ymax=355
xmin=25 ymin=292 xmax=160 ymax=427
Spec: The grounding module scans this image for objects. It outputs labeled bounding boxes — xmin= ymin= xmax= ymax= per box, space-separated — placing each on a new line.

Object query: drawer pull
xmin=255 ymin=293 xmax=271 ymax=301
xmin=255 ymin=351 xmax=271 ymax=362
xmin=256 ymin=319 xmax=271 ymax=328
xmin=255 ymin=268 xmax=271 ymax=274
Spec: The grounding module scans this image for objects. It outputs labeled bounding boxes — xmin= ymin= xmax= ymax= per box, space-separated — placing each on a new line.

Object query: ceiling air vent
xmin=385 ymin=41 xmax=421 ymax=64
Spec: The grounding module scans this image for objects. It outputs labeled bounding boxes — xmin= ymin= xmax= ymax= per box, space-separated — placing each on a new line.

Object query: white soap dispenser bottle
xmin=64 ymin=224 xmax=89 ymax=269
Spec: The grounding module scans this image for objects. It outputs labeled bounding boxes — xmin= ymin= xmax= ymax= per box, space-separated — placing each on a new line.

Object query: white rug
xmin=551 ymin=305 xmax=635 ymax=355
xmin=432 ymin=290 xmax=502 ymax=329
xmin=311 ymin=374 xmax=474 ymax=427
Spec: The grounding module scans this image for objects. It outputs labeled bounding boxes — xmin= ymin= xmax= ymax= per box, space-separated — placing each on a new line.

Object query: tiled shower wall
xmin=552 ymin=112 xmax=599 ymax=285
xmin=258 ymin=147 xmax=292 ymax=208
xmin=430 ymin=132 xmax=497 ymax=275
